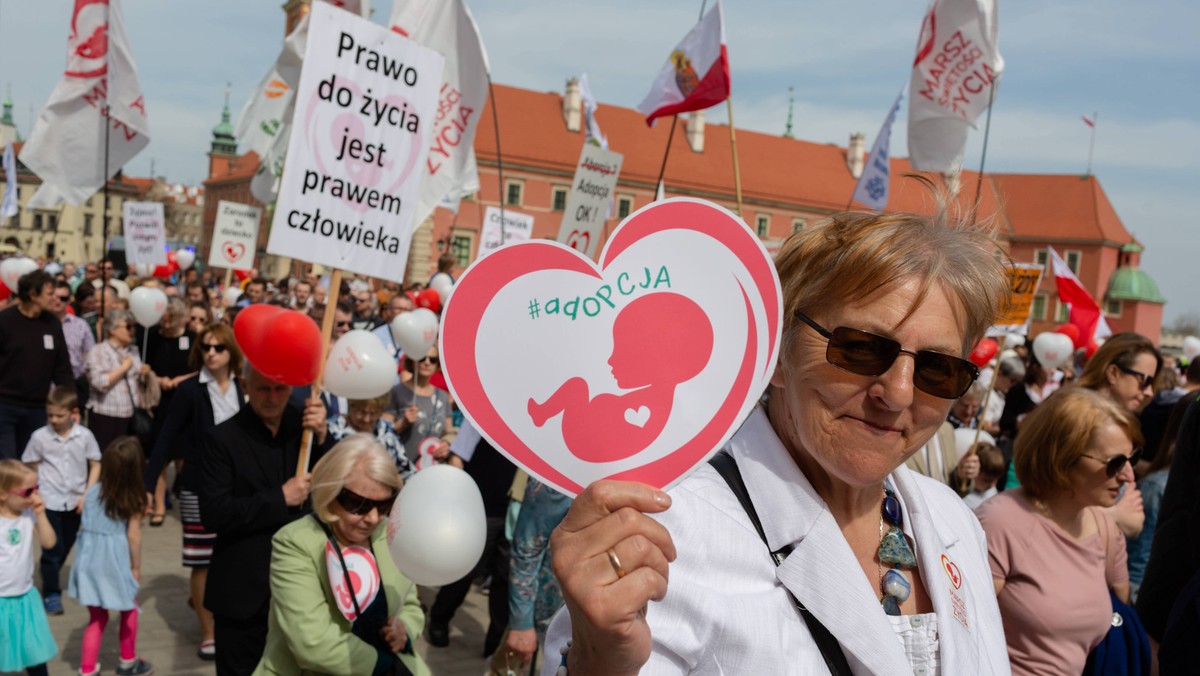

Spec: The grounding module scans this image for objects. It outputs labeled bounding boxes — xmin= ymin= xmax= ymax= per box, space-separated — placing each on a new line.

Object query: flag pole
xmin=726 ymin=98 xmax=744 ymax=219
xmin=98 ymin=2 xmax=114 ymax=342
xmin=970 ymin=79 xmax=997 ymax=223
xmin=486 ymin=73 xmax=506 ymax=245
xmin=654 ymin=115 xmax=679 ymax=201
xmin=1085 ymin=111 xmax=1098 ymax=178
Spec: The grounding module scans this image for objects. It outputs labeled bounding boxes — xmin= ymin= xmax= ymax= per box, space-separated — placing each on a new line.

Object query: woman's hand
xmin=551 ymin=481 xmax=676 ymax=676
xmin=1111 ymin=484 xmax=1145 ymax=538
xmin=138 ymin=364 xmax=151 ymax=377
xmin=505 ymin=627 xmax=538 ymax=665
xmin=120 ymin=355 xmax=135 ymax=372
xmin=379 ymin=620 xmax=409 ymax=654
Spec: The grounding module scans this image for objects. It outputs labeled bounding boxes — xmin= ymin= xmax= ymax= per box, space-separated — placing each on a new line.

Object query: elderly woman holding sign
xmin=545 ymin=208 xmax=1013 ymax=674
xmin=253 ymin=435 xmax=428 ymax=676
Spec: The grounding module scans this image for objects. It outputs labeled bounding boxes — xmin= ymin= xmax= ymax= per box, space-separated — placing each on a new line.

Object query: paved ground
xmin=14 ymin=508 xmax=501 ymax=676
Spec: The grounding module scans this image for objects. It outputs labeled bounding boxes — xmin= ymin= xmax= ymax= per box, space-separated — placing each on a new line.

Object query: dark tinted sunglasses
xmin=1081 ymin=448 xmax=1142 ymax=478
xmin=1116 ymin=364 xmax=1155 ymax=390
xmin=334 ymin=487 xmax=396 ymax=516
xmin=201 ymin=344 xmax=228 ymax=353
xmin=8 ymin=484 xmax=39 ymax=498
xmin=795 ymin=311 xmax=979 ymax=399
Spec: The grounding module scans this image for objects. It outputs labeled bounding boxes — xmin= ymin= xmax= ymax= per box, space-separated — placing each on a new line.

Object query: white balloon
xmin=108 ymin=278 xmax=131 ymax=300
xmin=429 ymin=273 xmax=454 ymax=304
xmin=0 ymin=257 xmax=38 ymax=292
xmin=323 ymin=330 xmax=397 ymax=399
xmin=223 ymin=286 xmax=243 ymax=307
xmin=129 ymin=286 xmax=168 ymax=327
xmin=134 ymin=263 xmax=154 ymax=277
xmin=1032 ymin=332 xmax=1073 ymax=370
xmin=953 ymin=428 xmax=996 ymax=463
xmin=175 ymin=250 xmax=195 ymax=270
xmin=387 ymin=464 xmax=487 ymax=586
xmin=1183 ymin=336 xmax=1200 ymax=361
xmin=390 ymin=309 xmax=439 ymax=359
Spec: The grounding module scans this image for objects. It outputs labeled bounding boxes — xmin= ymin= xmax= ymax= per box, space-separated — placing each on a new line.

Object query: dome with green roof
xmin=1106 ymin=267 xmax=1166 ymax=304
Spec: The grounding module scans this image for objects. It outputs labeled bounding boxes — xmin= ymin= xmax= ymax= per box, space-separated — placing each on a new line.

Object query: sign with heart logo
xmin=324 ymin=541 xmax=381 ymax=622
xmin=208 ymin=201 xmax=261 ymax=270
xmin=555 ymin=144 xmax=624 ymax=259
xmin=441 ymin=198 xmax=782 ymax=496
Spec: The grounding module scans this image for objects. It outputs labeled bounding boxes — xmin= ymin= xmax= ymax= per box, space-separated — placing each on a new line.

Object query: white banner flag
xmin=2 ymin=143 xmax=16 ymax=219
xmin=851 ymin=85 xmax=905 ymax=211
xmin=266 ymin=2 xmax=443 ymax=283
xmin=21 ymin=0 xmax=149 ymax=208
xmin=907 ymin=0 xmax=1003 ymax=172
xmin=579 ymin=73 xmax=607 ymax=149
xmin=390 ymin=0 xmax=490 ymax=224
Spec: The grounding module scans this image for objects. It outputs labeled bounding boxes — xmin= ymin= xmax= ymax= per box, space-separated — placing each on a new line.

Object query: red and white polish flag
xmin=1049 ymin=246 xmax=1112 ymax=342
xmin=636 ymin=0 xmax=730 ymax=126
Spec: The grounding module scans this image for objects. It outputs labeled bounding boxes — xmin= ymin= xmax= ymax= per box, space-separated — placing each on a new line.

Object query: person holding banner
xmin=545 ymin=207 xmax=1012 ymax=674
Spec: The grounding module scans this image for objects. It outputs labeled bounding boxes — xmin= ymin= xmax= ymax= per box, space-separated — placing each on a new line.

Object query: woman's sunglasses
xmin=1116 ymin=364 xmax=1155 ymax=390
xmin=8 ymin=484 xmax=39 ymax=498
xmin=201 ymin=344 xmax=228 ymax=354
xmin=335 ymin=487 xmax=397 ymax=516
xmin=794 ymin=311 xmax=979 ymax=399
xmin=1081 ymin=448 xmax=1143 ymax=478
xmin=410 ymin=356 xmax=439 ymax=367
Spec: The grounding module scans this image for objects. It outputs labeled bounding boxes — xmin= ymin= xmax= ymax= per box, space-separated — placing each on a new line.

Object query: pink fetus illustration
xmin=528 ymin=292 xmax=714 ymax=463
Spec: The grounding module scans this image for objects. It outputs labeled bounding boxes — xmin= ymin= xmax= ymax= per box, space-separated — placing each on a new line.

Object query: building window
xmin=1031 ymin=294 xmax=1047 ymax=321
xmin=1065 ymin=250 xmax=1082 ymax=275
xmin=617 ymin=195 xmax=633 ymax=219
xmin=756 ymin=214 xmax=770 ymax=237
xmin=450 ymin=234 xmax=473 ymax=268
xmin=552 ymin=186 xmax=569 ymax=212
xmin=32 ymin=213 xmax=42 ymax=230
xmin=1034 ymin=249 xmax=1048 ymax=271
xmin=792 ymin=218 xmax=806 ymax=233
xmin=1104 ymin=299 xmax=1123 ymax=318
xmin=84 ymin=214 xmax=94 ymax=236
xmin=1055 ymin=299 xmax=1070 ymax=323
xmin=505 ymin=180 xmax=523 ymax=207
xmin=47 ymin=214 xmax=57 ymax=231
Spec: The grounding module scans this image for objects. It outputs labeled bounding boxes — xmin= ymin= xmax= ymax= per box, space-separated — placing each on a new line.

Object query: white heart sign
xmin=441 ymin=198 xmax=782 ymax=497
xmin=324 ymin=541 xmax=381 ymax=623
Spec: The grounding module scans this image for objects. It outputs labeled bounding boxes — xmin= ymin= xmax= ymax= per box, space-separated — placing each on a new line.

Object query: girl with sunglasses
xmin=141 ymin=324 xmax=244 ymax=661
xmin=386 ymin=347 xmax=454 ymax=469
xmin=254 ymin=435 xmax=428 ymax=675
xmin=546 ymin=206 xmax=1013 ymax=674
xmin=0 ymin=459 xmax=58 ymax=676
xmin=978 ymin=387 xmax=1145 ymax=674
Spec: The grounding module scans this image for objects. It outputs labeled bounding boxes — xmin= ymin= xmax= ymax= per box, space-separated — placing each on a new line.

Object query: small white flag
xmin=851 ymin=86 xmax=906 ymax=212
xmin=579 ymin=73 xmax=607 ymax=149
xmin=2 ymin=143 xmax=17 ymax=219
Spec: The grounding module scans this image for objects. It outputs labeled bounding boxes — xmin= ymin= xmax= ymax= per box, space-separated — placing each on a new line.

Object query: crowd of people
xmin=0 ymin=215 xmax=1197 ymax=676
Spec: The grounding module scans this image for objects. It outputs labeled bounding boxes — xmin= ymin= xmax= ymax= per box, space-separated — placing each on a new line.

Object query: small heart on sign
xmin=566 ymin=230 xmax=591 ymax=253
xmin=223 ymin=242 xmax=246 ymax=263
xmin=624 ymin=406 xmax=651 ymax=428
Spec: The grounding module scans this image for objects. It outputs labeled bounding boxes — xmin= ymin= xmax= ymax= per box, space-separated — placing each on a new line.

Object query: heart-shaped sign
xmin=441 ymin=198 xmax=782 ymax=496
xmin=1 ymin=257 xmax=38 ymax=293
xmin=324 ymin=541 xmax=381 ymax=622
xmin=1032 ymin=331 xmax=1074 ymax=370
xmin=223 ymin=242 xmax=247 ymax=264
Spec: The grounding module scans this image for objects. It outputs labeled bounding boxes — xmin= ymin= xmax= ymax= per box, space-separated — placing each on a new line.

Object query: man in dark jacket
xmin=196 ymin=363 xmax=330 ymax=675
xmin=0 ymin=269 xmax=74 ymax=459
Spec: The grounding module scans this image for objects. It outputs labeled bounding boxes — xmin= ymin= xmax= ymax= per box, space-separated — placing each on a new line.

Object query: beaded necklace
xmin=877 ymin=486 xmax=917 ymax=616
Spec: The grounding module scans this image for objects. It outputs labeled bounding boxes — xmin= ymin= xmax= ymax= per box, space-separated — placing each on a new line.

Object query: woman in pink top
xmin=978 ymin=387 xmax=1137 ymax=675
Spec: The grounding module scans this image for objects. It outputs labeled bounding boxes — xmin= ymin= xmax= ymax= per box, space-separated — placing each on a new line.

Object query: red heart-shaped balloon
xmin=969 ymin=338 xmax=999 ymax=368
xmin=415 ymin=288 xmax=441 ymax=313
xmin=1055 ymin=322 xmax=1083 ymax=349
xmin=234 ymin=305 xmax=323 ymax=385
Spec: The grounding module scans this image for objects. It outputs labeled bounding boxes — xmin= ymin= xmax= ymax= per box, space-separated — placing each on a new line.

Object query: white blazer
xmin=543 ymin=408 xmax=1010 ymax=675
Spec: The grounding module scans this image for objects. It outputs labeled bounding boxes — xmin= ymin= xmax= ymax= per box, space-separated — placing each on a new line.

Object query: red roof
xmin=990 ymin=174 xmax=1133 ymax=244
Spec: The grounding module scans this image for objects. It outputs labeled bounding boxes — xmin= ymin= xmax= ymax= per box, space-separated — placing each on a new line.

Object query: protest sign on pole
xmin=208 ymin=201 xmax=262 ymax=271
xmin=122 ymin=202 xmax=166 ymax=266
xmin=988 ymin=263 xmax=1043 ymax=337
xmin=555 ymin=145 xmax=623 ymax=259
xmin=266 ymin=2 xmax=445 ymax=283
xmin=479 ymin=206 xmax=533 ymax=258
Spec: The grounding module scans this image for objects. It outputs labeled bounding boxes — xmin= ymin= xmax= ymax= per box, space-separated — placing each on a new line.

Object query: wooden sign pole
xmin=296 ymin=267 xmax=342 ymax=475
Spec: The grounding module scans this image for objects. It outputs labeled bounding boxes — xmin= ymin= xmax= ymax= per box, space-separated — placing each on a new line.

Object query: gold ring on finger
xmin=606 ymin=548 xmax=627 ymax=579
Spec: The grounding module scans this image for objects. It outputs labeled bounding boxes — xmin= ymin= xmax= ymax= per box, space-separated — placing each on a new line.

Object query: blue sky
xmin=3 ymin=1 xmax=1197 ymax=324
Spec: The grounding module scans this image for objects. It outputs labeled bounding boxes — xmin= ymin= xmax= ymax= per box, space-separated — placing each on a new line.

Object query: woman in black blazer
xmin=143 ymin=323 xmax=244 ymax=661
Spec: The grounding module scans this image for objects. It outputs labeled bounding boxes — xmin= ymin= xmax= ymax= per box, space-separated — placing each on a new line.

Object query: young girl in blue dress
xmin=67 ymin=437 xmax=154 ymax=676
xmin=0 ymin=459 xmax=59 ymax=676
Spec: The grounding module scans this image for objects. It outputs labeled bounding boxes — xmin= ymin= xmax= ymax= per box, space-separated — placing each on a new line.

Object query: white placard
xmin=479 ymin=206 xmax=534 ymax=258
xmin=122 ymin=202 xmax=166 ymax=266
xmin=266 ymin=2 xmax=444 ymax=282
xmin=208 ymin=200 xmax=262 ymax=270
xmin=556 ymin=145 xmax=623 ymax=258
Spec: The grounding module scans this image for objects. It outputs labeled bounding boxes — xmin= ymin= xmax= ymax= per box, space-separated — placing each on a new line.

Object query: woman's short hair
xmin=103 ymin=308 xmax=133 ymax=333
xmin=773 ymin=200 xmax=1008 ymax=362
xmin=310 ymin=434 xmax=402 ymax=524
xmin=189 ymin=323 xmax=243 ymax=374
xmin=1014 ymin=387 xmax=1142 ymax=501
xmin=348 ymin=394 xmax=390 ymax=413
xmin=1076 ymin=332 xmax=1162 ymax=392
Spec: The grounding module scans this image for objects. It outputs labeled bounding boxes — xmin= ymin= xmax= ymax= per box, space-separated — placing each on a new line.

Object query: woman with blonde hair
xmin=978 ymin=387 xmax=1143 ymax=674
xmin=254 ymin=435 xmax=428 ymax=675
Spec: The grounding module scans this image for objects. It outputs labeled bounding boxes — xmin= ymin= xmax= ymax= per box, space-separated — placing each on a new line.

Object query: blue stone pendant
xmin=882 ymin=494 xmax=902 ymax=527
xmin=883 ymin=568 xmax=912 ymax=602
xmin=882 ymin=595 xmax=902 ymax=616
xmin=878 ymin=526 xmax=917 ymax=569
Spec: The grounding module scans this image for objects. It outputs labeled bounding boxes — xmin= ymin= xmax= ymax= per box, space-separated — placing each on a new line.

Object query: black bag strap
xmin=313 ymin=514 xmax=365 ymax=621
xmin=708 ymin=452 xmax=852 ymax=676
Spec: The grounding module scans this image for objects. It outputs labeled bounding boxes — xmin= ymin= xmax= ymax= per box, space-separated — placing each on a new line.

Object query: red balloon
xmin=1085 ymin=339 xmax=1101 ymax=360
xmin=415 ymin=288 xmax=441 ymax=314
xmin=0 ymin=284 xmax=10 ymax=301
xmin=1055 ymin=323 xmax=1083 ymax=349
xmin=234 ymin=305 xmax=323 ymax=386
xmin=234 ymin=269 xmax=252 ymax=282
xmin=152 ymin=264 xmax=174 ymax=279
xmin=166 ymin=251 xmax=178 ymax=265
xmin=969 ymin=338 xmax=1000 ymax=368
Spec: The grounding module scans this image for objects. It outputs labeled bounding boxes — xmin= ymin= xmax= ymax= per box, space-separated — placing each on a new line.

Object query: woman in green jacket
xmin=254 ymin=435 xmax=428 ymax=676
